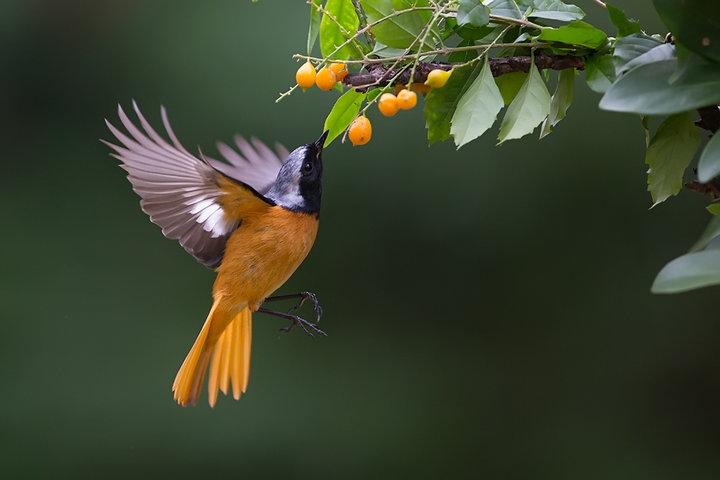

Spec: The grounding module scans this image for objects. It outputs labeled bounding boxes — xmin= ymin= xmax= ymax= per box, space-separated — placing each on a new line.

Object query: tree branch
xmin=342 ymin=53 xmax=585 ymax=89
xmin=696 ymin=105 xmax=720 ymax=133
xmin=685 ymin=177 xmax=720 ymax=200
xmin=685 ymin=105 xmax=720 ymax=196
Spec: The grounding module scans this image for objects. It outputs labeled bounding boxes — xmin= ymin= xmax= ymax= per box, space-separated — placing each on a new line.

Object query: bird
xmin=103 ymin=102 xmax=328 ymax=407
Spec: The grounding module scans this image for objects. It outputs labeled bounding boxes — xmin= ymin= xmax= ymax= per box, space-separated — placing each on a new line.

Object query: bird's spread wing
xmin=104 ymin=102 xmax=283 ymax=268
xmin=205 ymin=136 xmax=288 ymax=195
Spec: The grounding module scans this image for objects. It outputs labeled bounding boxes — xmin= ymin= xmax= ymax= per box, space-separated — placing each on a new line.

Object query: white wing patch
xmin=104 ymin=102 xmax=286 ymax=268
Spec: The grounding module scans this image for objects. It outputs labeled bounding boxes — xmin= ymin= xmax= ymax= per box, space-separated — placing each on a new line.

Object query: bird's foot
xmin=263 ymin=291 xmax=323 ymax=323
xmin=287 ymin=291 xmax=323 ymax=323
xmin=257 ymin=307 xmax=327 ymax=337
xmin=279 ymin=314 xmax=327 ymax=337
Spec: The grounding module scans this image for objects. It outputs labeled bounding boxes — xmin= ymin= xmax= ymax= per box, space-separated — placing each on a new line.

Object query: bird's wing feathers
xmin=104 ymin=102 xmax=282 ymax=268
xmin=205 ymin=135 xmax=287 ymax=194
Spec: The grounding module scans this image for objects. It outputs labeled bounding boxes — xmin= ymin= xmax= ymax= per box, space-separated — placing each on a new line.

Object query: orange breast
xmin=212 ymin=207 xmax=319 ymax=311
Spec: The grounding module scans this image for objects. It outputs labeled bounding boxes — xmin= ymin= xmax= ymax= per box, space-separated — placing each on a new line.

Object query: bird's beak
xmin=314 ymin=130 xmax=329 ymax=151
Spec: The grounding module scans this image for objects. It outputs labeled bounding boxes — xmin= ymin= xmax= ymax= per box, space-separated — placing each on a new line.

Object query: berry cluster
xmin=295 ymin=62 xmax=451 ymax=146
xmin=296 ymin=62 xmax=348 ymax=91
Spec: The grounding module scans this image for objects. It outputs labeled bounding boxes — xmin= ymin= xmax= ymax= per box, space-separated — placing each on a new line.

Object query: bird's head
xmin=266 ymin=131 xmax=328 ymax=215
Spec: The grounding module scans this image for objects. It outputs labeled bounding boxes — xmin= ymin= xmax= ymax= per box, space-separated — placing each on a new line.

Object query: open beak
xmin=314 ymin=130 xmax=330 ymax=151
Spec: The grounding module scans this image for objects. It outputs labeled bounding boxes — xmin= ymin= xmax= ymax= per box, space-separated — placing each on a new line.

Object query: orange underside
xmin=172 ymin=178 xmax=319 ymax=406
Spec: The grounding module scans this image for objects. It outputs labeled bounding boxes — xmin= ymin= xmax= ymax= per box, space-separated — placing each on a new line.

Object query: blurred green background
xmin=3 ymin=1 xmax=720 ymax=478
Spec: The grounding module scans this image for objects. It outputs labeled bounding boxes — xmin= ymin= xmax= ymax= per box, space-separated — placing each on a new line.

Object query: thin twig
xmin=450 ymin=25 xmax=511 ymax=71
xmin=276 ymin=84 xmax=300 ymax=103
xmin=284 ymin=1 xmax=551 ymax=102
xmin=362 ymin=3 xmax=447 ymax=90
xmin=351 ymin=0 xmax=368 ymax=28
xmin=309 ymin=4 xmax=438 ymax=68
xmin=306 ymin=2 xmax=546 ymax=68
xmin=350 ymin=0 xmax=372 ymax=46
xmin=489 ymin=14 xmax=543 ymax=30
xmin=311 ymin=1 xmax=368 ymax=61
xmin=408 ymin=3 xmax=448 ymax=86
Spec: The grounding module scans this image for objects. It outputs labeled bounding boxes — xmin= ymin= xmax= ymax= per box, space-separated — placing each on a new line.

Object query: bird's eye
xmin=302 ymin=161 xmax=313 ymax=175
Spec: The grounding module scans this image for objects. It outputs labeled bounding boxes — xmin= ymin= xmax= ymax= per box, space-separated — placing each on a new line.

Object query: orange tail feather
xmin=172 ymin=298 xmax=252 ymax=407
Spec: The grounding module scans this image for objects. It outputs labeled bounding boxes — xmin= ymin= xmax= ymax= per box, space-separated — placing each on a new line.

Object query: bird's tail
xmin=172 ymin=298 xmax=252 ymax=407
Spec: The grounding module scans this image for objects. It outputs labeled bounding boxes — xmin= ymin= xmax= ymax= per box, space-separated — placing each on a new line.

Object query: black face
xmin=265 ymin=131 xmax=328 ymax=215
xmin=297 ymin=132 xmax=327 ymax=214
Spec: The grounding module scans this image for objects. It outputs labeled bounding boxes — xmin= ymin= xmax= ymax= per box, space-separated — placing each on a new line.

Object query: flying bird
xmin=104 ymin=102 xmax=328 ymax=406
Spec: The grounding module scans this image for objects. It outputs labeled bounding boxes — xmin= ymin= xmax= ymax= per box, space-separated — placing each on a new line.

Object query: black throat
xmin=296 ymin=177 xmax=322 ymax=215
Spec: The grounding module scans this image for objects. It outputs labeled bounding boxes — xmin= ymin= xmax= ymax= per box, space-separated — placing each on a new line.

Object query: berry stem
xmin=408 ymin=2 xmax=449 ymax=87
xmin=276 ymin=84 xmax=300 ymax=104
xmin=489 ymin=13 xmax=544 ymax=30
xmin=309 ymin=0 xmax=368 ymax=61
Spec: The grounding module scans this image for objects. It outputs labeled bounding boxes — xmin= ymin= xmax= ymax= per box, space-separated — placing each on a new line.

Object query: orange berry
xmin=394 ymin=83 xmax=431 ymax=95
xmin=378 ymin=93 xmax=399 ymax=117
xmin=410 ymin=82 xmax=432 ymax=95
xmin=315 ymin=67 xmax=337 ymax=91
xmin=396 ymin=89 xmax=417 ymax=110
xmin=329 ymin=63 xmax=348 ymax=81
xmin=348 ymin=116 xmax=372 ymax=146
xmin=296 ymin=62 xmax=316 ymax=89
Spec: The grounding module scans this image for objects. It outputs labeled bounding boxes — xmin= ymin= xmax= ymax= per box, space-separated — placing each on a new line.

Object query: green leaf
xmin=456 ymin=25 xmax=491 ymax=41
xmin=540 ymin=68 xmax=574 ymax=138
xmin=613 ymin=33 xmax=663 ymax=72
xmin=529 ymin=0 xmax=585 ymax=22
xmin=652 ymin=0 xmax=720 ymax=64
xmin=689 ymin=216 xmax=720 ymax=252
xmin=448 ymin=39 xmax=479 ymax=62
xmin=605 ymin=3 xmax=641 ymax=37
xmin=495 ymin=72 xmax=527 ymax=105
xmin=320 ymin=0 xmax=360 ymax=60
xmin=457 ymin=0 xmax=490 ymax=28
xmin=599 ymin=58 xmax=720 ymax=115
xmin=645 ymin=112 xmax=701 ymax=206
xmin=323 ymin=89 xmax=366 ymax=146
xmin=369 ymin=41 xmax=406 ymax=58
xmin=513 ymin=32 xmax=531 ymax=43
xmin=671 ymin=43 xmax=708 ymax=84
xmin=537 ymin=20 xmax=608 ymax=49
xmin=707 ymin=204 xmax=720 ymax=216
xmin=307 ymin=0 xmax=323 ymax=54
xmin=698 ymin=130 xmax=720 ymax=183
xmin=497 ymin=64 xmax=552 ymax=143
xmin=651 ymin=250 xmax=720 ymax=293
xmin=366 ymin=88 xmax=382 ymax=103
xmin=641 ymin=115 xmax=650 ymax=147
xmin=424 ymin=63 xmax=482 ymax=145
xmin=442 ymin=17 xmax=458 ymax=39
xmin=617 ymin=43 xmax=675 ymax=76
xmin=584 ymin=54 xmax=614 ymax=93
xmin=486 ymin=0 xmax=530 ymax=19
xmin=361 ymin=0 xmax=435 ymax=49
xmin=450 ymin=60 xmax=505 ymax=148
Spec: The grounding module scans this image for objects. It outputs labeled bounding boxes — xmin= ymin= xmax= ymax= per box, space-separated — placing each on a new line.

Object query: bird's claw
xmin=279 ymin=314 xmax=327 ymax=337
xmin=287 ymin=291 xmax=323 ymax=323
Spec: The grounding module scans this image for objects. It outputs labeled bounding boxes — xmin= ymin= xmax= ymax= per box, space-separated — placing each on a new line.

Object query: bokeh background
xmin=3 ymin=1 xmax=720 ymax=478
